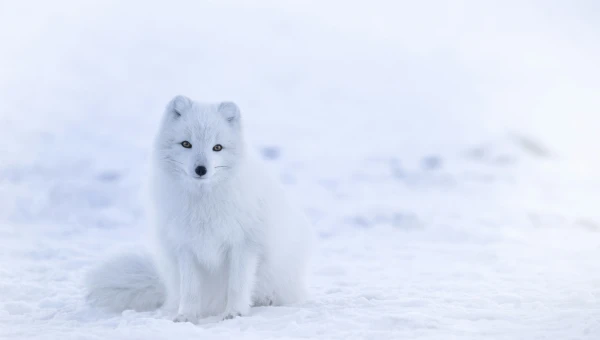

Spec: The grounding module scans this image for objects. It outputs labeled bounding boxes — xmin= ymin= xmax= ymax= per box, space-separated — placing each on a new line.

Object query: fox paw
xmin=173 ymin=314 xmax=197 ymax=324
xmin=252 ymin=296 xmax=274 ymax=307
xmin=222 ymin=312 xmax=242 ymax=320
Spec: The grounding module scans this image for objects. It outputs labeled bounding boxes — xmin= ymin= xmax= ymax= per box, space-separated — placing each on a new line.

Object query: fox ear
xmin=218 ymin=101 xmax=240 ymax=124
xmin=166 ymin=95 xmax=192 ymax=117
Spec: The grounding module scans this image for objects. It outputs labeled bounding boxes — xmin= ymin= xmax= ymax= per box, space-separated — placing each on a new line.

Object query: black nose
xmin=195 ymin=166 xmax=207 ymax=177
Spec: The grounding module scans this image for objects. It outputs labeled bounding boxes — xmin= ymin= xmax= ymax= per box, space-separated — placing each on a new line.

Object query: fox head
xmin=154 ymin=95 xmax=245 ymax=185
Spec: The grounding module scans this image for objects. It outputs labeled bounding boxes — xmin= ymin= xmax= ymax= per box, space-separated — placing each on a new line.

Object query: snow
xmin=1 ymin=1 xmax=600 ymax=339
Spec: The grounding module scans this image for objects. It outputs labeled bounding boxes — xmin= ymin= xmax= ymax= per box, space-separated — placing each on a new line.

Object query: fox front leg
xmin=173 ymin=251 xmax=202 ymax=323
xmin=222 ymin=246 xmax=258 ymax=320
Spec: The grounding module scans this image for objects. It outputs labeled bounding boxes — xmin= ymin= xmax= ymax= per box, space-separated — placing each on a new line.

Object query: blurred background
xmin=1 ymin=1 xmax=599 ymax=339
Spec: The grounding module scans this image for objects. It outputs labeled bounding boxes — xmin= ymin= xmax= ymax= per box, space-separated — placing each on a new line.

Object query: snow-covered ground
xmin=1 ymin=1 xmax=599 ymax=339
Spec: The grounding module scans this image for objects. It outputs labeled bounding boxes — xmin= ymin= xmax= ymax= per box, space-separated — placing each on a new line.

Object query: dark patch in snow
xmin=389 ymin=158 xmax=405 ymax=179
xmin=349 ymin=216 xmax=371 ymax=228
xmin=464 ymin=144 xmax=517 ymax=166
xmin=575 ymin=218 xmax=599 ymax=232
xmin=96 ymin=171 xmax=121 ymax=182
xmin=347 ymin=212 xmax=422 ymax=230
xmin=260 ymin=146 xmax=281 ymax=160
xmin=511 ymin=134 xmax=551 ymax=158
xmin=421 ymin=155 xmax=443 ymax=170
xmin=465 ymin=146 xmax=487 ymax=160
xmin=318 ymin=231 xmax=334 ymax=239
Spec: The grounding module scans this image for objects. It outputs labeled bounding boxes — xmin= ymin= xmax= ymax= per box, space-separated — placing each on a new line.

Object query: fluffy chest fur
xmin=153 ymin=174 xmax=265 ymax=268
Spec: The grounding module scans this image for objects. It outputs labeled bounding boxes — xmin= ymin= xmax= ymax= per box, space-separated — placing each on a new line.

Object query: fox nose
xmin=195 ymin=166 xmax=207 ymax=177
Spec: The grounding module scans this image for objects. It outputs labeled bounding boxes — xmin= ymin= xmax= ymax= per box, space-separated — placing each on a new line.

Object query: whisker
xmin=164 ymin=157 xmax=184 ymax=165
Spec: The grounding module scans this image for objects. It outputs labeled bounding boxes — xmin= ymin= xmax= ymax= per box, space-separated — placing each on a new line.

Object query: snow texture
xmin=1 ymin=1 xmax=600 ymax=339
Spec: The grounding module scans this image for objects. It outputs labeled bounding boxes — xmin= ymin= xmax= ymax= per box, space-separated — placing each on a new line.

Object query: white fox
xmin=86 ymin=96 xmax=312 ymax=322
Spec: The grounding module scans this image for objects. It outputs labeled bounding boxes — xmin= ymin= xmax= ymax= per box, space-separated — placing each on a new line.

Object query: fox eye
xmin=181 ymin=141 xmax=192 ymax=148
xmin=212 ymin=144 xmax=223 ymax=152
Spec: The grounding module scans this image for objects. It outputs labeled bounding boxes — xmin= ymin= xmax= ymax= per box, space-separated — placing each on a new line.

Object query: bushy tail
xmin=85 ymin=250 xmax=166 ymax=312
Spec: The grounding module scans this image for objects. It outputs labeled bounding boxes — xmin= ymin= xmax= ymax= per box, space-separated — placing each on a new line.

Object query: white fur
xmin=86 ymin=96 xmax=312 ymax=322
xmin=86 ymin=251 xmax=165 ymax=312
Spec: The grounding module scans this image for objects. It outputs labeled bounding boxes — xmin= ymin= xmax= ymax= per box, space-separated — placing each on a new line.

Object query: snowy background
xmin=1 ymin=1 xmax=600 ymax=339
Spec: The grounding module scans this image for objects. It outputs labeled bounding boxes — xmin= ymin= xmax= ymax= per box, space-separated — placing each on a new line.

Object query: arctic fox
xmin=86 ymin=96 xmax=312 ymax=322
